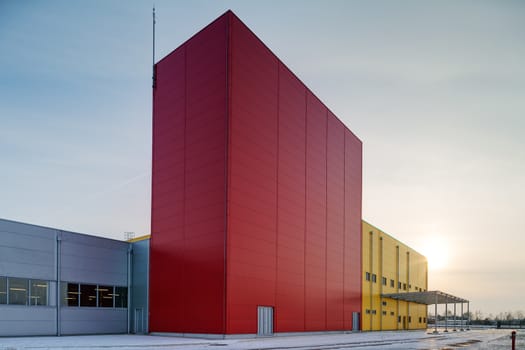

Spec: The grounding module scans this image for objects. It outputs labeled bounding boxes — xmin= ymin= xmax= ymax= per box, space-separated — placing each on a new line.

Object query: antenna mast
xmin=152 ymin=5 xmax=156 ymax=88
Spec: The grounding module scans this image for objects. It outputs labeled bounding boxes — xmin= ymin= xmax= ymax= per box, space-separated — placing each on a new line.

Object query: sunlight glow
xmin=421 ymin=236 xmax=450 ymax=271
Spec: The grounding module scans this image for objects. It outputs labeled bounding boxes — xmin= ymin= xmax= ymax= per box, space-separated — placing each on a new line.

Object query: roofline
xmin=155 ymin=9 xmax=362 ymax=144
xmin=362 ymin=219 xmax=427 ymax=260
xmin=128 ymin=234 xmax=151 ymax=243
xmin=0 ymin=217 xmax=127 ymax=243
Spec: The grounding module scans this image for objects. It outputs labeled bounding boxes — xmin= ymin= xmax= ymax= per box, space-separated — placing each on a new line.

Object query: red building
xmin=150 ymin=10 xmax=363 ymax=336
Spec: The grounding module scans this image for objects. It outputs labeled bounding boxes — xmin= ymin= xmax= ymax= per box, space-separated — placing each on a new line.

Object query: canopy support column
xmin=460 ymin=303 xmax=464 ymax=331
xmin=444 ymin=301 xmax=448 ymax=332
xmin=433 ymin=293 xmax=438 ymax=334
xmin=453 ymin=303 xmax=457 ymax=331
xmin=467 ymin=302 xmax=470 ymax=330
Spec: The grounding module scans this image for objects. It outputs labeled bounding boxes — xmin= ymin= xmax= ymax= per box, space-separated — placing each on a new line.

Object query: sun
xmin=421 ymin=236 xmax=450 ymax=271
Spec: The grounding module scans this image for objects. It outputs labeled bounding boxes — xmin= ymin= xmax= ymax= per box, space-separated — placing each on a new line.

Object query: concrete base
xmin=150 ymin=330 xmax=357 ymax=339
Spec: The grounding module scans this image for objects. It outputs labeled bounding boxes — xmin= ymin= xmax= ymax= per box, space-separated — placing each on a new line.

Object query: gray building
xmin=0 ymin=218 xmax=149 ymax=336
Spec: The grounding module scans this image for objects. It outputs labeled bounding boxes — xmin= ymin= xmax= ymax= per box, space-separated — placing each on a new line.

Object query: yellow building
xmin=362 ymin=220 xmax=428 ymax=331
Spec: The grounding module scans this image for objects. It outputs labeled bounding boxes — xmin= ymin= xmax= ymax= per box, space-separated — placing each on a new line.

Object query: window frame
xmin=29 ymin=280 xmax=49 ymax=306
xmin=0 ymin=276 xmax=6 ymax=304
xmin=8 ymin=277 xmax=29 ymax=306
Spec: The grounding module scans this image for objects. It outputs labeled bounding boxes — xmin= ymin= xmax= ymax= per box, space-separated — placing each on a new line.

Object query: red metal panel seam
xmin=303 ymin=90 xmax=307 ymax=332
xmin=182 ymin=44 xmax=188 ymax=330
xmin=325 ymin=109 xmax=328 ymax=329
xmin=274 ymin=61 xmax=280 ymax=324
xmin=223 ymin=13 xmax=232 ymax=335
xmin=343 ymin=130 xmax=346 ymax=329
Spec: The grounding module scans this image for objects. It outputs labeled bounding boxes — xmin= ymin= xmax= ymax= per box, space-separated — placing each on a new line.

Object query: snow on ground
xmin=0 ymin=329 xmax=519 ymax=350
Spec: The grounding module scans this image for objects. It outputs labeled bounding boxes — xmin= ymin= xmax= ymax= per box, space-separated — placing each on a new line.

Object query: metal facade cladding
xmin=150 ymin=14 xmax=229 ymax=333
xmin=150 ymin=10 xmax=362 ymax=335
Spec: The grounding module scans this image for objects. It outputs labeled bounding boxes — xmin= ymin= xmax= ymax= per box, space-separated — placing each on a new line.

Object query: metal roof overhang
xmin=382 ymin=290 xmax=468 ymax=305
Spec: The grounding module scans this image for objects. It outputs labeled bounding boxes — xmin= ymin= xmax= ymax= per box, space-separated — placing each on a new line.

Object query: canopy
xmin=382 ymin=290 xmax=468 ymax=305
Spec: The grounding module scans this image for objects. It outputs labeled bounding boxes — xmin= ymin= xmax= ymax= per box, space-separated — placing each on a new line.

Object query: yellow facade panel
xmin=362 ymin=220 xmax=428 ymax=331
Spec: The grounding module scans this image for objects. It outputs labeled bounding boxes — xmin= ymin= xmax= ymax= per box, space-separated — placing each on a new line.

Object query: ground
xmin=0 ymin=329 xmax=521 ymax=350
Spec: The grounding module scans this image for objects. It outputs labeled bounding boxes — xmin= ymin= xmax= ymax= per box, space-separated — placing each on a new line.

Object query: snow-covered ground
xmin=0 ymin=329 xmax=520 ymax=350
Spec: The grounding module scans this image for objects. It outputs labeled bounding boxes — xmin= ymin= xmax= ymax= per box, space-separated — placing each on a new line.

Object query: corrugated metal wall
xmin=226 ymin=12 xmax=362 ymax=334
xmin=150 ymin=10 xmax=363 ymax=336
xmin=149 ymin=12 xmax=229 ymax=334
xmin=0 ymin=219 xmax=130 ymax=336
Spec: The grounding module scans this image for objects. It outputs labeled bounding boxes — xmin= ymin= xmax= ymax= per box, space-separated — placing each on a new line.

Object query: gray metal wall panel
xmin=0 ymin=220 xmax=56 ymax=280
xmin=0 ymin=219 xmax=56 ymax=238
xmin=0 ymin=306 xmax=56 ymax=336
xmin=60 ymin=233 xmax=128 ymax=286
xmin=131 ymin=239 xmax=149 ymax=333
xmin=0 ymin=219 xmax=131 ymax=336
xmin=60 ymin=308 xmax=127 ymax=335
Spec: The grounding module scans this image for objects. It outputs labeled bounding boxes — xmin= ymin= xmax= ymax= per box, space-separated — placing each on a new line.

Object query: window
xmin=419 ymin=317 xmax=422 ymax=323
xmin=97 ymin=285 xmax=113 ymax=307
xmin=372 ymin=274 xmax=377 ymax=283
xmin=382 ymin=277 xmax=387 ymax=286
xmin=408 ymin=316 xmax=412 ymax=323
xmin=366 ymin=309 xmax=371 ymax=314
xmin=114 ymin=286 xmax=128 ymax=308
xmin=8 ymin=277 xmax=28 ymax=305
xmin=403 ymin=283 xmax=407 ymax=290
xmin=365 ymin=272 xmax=371 ymax=281
xmin=424 ymin=317 xmax=427 ymax=323
xmin=398 ymin=316 xmax=401 ymax=323
xmin=409 ymin=284 xmax=412 ymax=289
xmin=63 ymin=283 xmax=80 ymax=306
xmin=61 ymin=282 xmax=127 ymax=308
xmin=390 ymin=279 xmax=394 ymax=288
xmin=371 ymin=310 xmax=376 ymax=315
xmin=30 ymin=280 xmax=48 ymax=306
xmin=390 ymin=311 xmax=395 ymax=316
xmin=382 ymin=301 xmax=387 ymax=306
xmin=0 ymin=277 xmax=6 ymax=304
xmin=398 ymin=282 xmax=401 ymax=289
xmin=80 ymin=284 xmax=97 ymax=307
xmin=382 ymin=311 xmax=387 ymax=315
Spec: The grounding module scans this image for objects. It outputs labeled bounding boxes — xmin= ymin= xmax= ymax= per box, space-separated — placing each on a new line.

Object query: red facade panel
xmin=275 ymin=64 xmax=306 ymax=332
xmin=304 ymin=92 xmax=328 ymax=331
xmin=344 ymin=130 xmax=363 ymax=330
xmin=150 ymin=15 xmax=228 ymax=334
xmin=227 ymin=15 xmax=279 ymax=334
xmin=326 ymin=113 xmax=345 ymax=329
xmin=151 ymin=10 xmax=362 ymax=335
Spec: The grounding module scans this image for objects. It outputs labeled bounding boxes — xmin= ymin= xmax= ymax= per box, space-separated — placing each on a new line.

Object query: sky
xmin=1 ymin=0 xmax=524 ymax=316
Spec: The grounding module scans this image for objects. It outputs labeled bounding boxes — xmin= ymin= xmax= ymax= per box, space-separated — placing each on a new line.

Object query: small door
xmin=403 ymin=316 xmax=407 ymax=330
xmin=352 ymin=312 xmax=360 ymax=331
xmin=257 ymin=306 xmax=273 ymax=336
xmin=134 ymin=308 xmax=144 ymax=334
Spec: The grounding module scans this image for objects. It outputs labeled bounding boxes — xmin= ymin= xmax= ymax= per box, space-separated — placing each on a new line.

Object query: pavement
xmin=0 ymin=329 xmax=520 ymax=350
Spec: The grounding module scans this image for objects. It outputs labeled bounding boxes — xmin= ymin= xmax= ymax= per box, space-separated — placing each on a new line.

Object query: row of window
xmin=364 ymin=310 xmax=427 ymax=323
xmin=364 ymin=272 xmax=426 ymax=292
xmin=0 ymin=276 xmax=49 ymax=306
xmin=61 ymin=282 xmax=127 ymax=308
